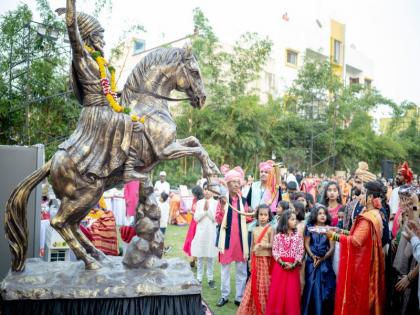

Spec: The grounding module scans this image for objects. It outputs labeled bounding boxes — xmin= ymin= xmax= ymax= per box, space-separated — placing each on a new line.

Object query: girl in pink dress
xmin=321 ymin=181 xmax=343 ymax=227
xmin=266 ymin=210 xmax=304 ymax=315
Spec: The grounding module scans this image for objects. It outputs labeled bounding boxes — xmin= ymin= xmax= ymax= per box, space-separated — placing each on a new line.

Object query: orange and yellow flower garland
xmin=84 ymin=45 xmax=144 ymax=123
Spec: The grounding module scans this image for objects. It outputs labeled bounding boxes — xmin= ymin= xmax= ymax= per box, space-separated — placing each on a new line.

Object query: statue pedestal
xmin=1 ymin=257 xmax=201 ymax=315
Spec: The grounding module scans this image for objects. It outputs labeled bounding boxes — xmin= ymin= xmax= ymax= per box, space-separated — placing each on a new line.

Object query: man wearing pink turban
xmin=246 ymin=160 xmax=281 ymax=213
xmin=216 ymin=166 xmax=250 ymax=307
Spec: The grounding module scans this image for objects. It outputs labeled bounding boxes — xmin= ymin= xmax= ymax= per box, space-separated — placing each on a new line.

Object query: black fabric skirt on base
xmin=0 ymin=294 xmax=202 ymax=315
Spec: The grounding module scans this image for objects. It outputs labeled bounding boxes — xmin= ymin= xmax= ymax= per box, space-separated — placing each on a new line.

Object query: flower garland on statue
xmin=84 ymin=45 xmax=145 ymax=123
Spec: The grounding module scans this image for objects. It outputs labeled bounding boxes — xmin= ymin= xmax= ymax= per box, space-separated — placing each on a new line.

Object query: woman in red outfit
xmin=326 ymin=180 xmax=385 ymax=315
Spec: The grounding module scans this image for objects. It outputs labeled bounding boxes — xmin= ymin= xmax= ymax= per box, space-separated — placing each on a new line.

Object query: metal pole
xmin=310 ymin=101 xmax=314 ymax=173
xmin=25 ymin=24 xmax=32 ymax=145
xmin=8 ymin=36 xmax=14 ymax=144
xmin=310 ymin=128 xmax=314 ymax=173
xmin=332 ymin=99 xmax=337 ymax=172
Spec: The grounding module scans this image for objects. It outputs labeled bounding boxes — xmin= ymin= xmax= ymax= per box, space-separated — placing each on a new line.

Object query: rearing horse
xmin=120 ymin=46 xmax=218 ymax=178
xmin=5 ymin=46 xmax=219 ymax=271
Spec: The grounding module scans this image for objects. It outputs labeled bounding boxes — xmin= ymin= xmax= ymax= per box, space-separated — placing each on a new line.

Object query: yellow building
xmin=276 ymin=15 xmax=374 ymax=97
xmin=330 ymin=20 xmax=345 ymax=79
xmin=379 ymin=106 xmax=420 ymax=134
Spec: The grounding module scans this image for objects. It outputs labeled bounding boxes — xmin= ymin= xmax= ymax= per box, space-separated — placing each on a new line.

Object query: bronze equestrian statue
xmin=5 ymin=0 xmax=219 ymax=272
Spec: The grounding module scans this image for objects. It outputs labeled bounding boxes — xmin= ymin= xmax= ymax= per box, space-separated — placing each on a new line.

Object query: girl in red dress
xmin=266 ymin=210 xmax=304 ymax=315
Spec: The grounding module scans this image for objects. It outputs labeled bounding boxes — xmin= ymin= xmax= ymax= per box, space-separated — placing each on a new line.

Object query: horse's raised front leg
xmin=159 ymin=138 xmax=220 ymax=177
xmin=177 ymin=136 xmax=201 ymax=147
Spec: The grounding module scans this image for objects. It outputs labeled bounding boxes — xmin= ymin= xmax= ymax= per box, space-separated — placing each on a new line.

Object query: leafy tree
xmin=282 ymin=53 xmax=414 ymax=175
xmin=153 ymin=8 xmax=274 ymax=186
xmin=0 ymin=1 xmax=80 ymax=158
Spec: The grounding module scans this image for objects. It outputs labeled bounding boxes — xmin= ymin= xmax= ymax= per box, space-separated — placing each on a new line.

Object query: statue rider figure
xmin=56 ymin=0 xmax=146 ymax=183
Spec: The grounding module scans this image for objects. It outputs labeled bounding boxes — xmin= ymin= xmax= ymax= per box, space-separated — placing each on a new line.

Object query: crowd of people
xmin=39 ymin=159 xmax=419 ymax=315
xmin=164 ymin=160 xmax=420 ymax=315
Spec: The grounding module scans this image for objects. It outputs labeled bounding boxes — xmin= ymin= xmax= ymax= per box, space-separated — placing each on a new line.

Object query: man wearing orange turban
xmin=246 ymin=160 xmax=281 ymax=214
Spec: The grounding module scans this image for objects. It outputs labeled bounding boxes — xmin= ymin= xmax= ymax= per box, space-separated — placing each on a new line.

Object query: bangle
xmin=342 ymin=230 xmax=350 ymax=236
xmin=332 ymin=232 xmax=340 ymax=242
xmin=407 ymin=273 xmax=413 ymax=282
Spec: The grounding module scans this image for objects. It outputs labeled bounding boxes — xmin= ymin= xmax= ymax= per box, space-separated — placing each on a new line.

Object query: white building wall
xmin=272 ymin=15 xmax=331 ymax=95
xmin=345 ymin=45 xmax=374 ymax=85
xmin=269 ymin=15 xmax=373 ymax=96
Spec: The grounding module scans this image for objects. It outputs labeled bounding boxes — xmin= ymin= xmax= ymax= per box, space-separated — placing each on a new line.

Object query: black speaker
xmin=381 ymin=160 xmax=394 ymax=180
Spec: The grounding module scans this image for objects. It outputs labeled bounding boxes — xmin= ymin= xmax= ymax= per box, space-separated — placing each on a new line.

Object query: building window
xmin=364 ymin=78 xmax=372 ymax=88
xmin=265 ymin=72 xmax=275 ymax=91
xmin=133 ymin=39 xmax=145 ymax=55
xmin=333 ymin=39 xmax=341 ymax=64
xmin=349 ymin=77 xmax=359 ymax=85
xmin=286 ymin=49 xmax=298 ymax=67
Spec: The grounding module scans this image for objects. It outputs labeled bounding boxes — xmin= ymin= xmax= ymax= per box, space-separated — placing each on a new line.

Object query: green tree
xmin=283 ymin=54 xmax=411 ymax=174
xmin=0 ymin=1 xmax=80 ymax=158
xmin=154 ymin=8 xmax=274 ymax=186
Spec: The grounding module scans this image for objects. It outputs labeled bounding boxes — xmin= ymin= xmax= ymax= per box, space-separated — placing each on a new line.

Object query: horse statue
xmin=5 ymin=45 xmax=220 ymax=271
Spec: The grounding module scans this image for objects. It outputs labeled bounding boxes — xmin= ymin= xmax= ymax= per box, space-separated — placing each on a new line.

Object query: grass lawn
xmin=164 ymin=224 xmax=239 ymax=315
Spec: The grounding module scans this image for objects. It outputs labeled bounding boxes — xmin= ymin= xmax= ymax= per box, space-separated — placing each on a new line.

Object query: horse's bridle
xmin=125 ymin=86 xmax=191 ymax=102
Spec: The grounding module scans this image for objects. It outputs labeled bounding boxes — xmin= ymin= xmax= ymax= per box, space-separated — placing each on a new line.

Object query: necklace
xmin=84 ymin=45 xmax=145 ymax=123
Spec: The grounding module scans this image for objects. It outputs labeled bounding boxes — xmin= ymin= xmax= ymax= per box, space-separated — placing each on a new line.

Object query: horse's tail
xmin=5 ymin=159 xmax=52 ymax=271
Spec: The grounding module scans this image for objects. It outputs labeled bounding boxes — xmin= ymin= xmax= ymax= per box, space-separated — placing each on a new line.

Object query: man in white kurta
xmin=154 ymin=171 xmax=170 ymax=198
xmin=190 ymin=184 xmax=218 ymax=288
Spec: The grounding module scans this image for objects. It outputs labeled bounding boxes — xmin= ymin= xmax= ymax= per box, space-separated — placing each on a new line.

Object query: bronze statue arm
xmin=66 ymin=0 xmax=84 ymax=56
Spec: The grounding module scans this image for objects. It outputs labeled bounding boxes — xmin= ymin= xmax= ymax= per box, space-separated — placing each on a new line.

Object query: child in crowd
xmin=276 ymin=201 xmax=290 ymax=222
xmin=302 ymin=204 xmax=336 ymax=315
xmin=337 ymin=209 xmax=345 ymax=229
xmin=183 ymin=186 xmax=204 ymax=267
xmin=291 ymin=200 xmax=306 ymax=236
xmin=237 ymin=204 xmax=273 ymax=315
xmin=321 ymin=181 xmax=343 ymax=227
xmin=294 ymin=192 xmax=312 ymax=219
xmin=190 ymin=183 xmax=218 ymax=289
xmin=158 ymin=192 xmax=171 ymax=253
xmin=266 ymin=210 xmax=304 ymax=315
xmin=291 ymin=200 xmax=307 ymax=293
